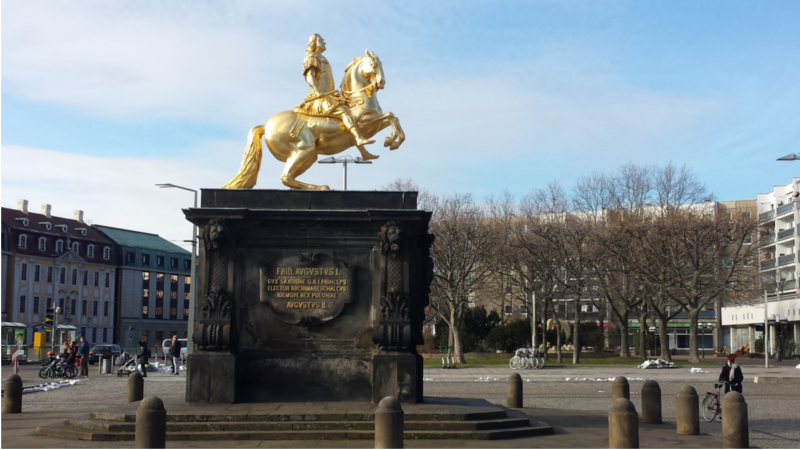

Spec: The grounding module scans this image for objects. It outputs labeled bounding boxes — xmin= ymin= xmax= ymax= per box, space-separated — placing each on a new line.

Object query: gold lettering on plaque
xmin=266 ymin=266 xmax=348 ymax=301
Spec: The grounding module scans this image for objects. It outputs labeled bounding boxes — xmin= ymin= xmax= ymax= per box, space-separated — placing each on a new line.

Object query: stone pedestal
xmin=184 ymin=190 xmax=432 ymax=404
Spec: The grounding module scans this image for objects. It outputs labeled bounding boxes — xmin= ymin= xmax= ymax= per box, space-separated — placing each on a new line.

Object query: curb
xmin=753 ymin=376 xmax=800 ymax=385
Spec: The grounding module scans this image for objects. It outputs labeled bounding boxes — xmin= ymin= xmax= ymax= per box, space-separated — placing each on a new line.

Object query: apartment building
xmin=721 ymin=179 xmax=800 ymax=357
xmin=94 ymin=226 xmax=191 ymax=349
xmin=1 ymin=201 xmax=117 ymax=358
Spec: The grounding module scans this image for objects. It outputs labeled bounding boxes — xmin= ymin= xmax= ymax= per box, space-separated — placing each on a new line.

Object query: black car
xmin=88 ymin=344 xmax=122 ymax=364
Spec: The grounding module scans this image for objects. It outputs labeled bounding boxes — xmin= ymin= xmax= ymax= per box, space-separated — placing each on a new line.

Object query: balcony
xmin=759 ymin=209 xmax=775 ymax=222
xmin=760 ymin=235 xmax=776 ymax=246
xmin=778 ymin=228 xmax=795 ymax=241
xmin=776 ymin=202 xmax=795 ymax=216
xmin=760 ymin=258 xmax=776 ymax=270
xmin=778 ymin=253 xmax=796 ymax=266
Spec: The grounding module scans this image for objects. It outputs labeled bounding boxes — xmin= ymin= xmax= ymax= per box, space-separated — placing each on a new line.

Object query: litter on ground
xmin=640 ymin=359 xmax=676 ymax=369
xmin=23 ymin=379 xmax=82 ymax=394
xmin=690 ymin=367 xmax=710 ymax=374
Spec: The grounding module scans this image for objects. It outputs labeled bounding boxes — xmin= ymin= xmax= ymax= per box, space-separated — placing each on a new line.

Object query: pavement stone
xmin=2 ymin=362 xmax=799 ymax=448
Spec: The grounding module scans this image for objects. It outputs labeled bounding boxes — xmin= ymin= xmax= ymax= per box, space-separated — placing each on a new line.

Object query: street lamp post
xmin=317 ymin=156 xmax=372 ymax=190
xmin=156 ymin=183 xmax=198 ymax=355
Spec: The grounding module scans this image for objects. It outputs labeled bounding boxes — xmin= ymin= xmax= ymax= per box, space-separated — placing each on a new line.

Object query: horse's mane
xmin=340 ymin=55 xmax=366 ymax=93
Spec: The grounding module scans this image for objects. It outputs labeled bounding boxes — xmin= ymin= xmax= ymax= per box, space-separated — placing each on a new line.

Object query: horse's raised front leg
xmin=370 ymin=112 xmax=404 ymax=151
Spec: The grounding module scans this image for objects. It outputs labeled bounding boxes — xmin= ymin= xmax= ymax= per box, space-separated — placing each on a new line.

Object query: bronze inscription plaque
xmin=259 ymin=253 xmax=355 ymax=325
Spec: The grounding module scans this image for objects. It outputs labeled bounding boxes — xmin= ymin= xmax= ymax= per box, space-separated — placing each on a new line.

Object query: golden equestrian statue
xmin=222 ymin=34 xmax=405 ymax=190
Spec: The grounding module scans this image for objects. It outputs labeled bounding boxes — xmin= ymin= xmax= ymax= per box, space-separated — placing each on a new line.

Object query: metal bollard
xmin=608 ymin=397 xmax=639 ymax=449
xmin=641 ymin=380 xmax=662 ymax=424
xmin=128 ymin=371 xmax=144 ymax=403
xmin=507 ymin=373 xmax=523 ymax=408
xmin=135 ymin=396 xmax=166 ymax=449
xmin=3 ymin=374 xmax=23 ymax=414
xmin=722 ymin=391 xmax=749 ymax=449
xmin=676 ymin=385 xmax=699 ymax=435
xmin=612 ymin=376 xmax=630 ymax=401
xmin=374 ymin=396 xmax=403 ymax=449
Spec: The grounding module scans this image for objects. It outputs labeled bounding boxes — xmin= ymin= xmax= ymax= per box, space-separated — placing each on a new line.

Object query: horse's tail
xmin=221 ymin=125 xmax=265 ymax=189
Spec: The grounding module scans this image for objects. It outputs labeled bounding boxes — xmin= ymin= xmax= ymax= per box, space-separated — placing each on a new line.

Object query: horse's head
xmin=342 ymin=50 xmax=385 ymax=95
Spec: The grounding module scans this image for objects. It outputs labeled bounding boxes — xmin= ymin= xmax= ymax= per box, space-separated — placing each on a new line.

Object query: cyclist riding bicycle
xmin=719 ymin=354 xmax=743 ymax=393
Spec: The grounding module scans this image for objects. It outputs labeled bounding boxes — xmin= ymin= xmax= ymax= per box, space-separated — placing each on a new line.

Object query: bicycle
xmin=702 ymin=381 xmax=729 ymax=422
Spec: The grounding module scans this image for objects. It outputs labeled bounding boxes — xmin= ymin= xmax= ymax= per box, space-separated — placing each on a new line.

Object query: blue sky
xmin=2 ymin=0 xmax=799 ymax=246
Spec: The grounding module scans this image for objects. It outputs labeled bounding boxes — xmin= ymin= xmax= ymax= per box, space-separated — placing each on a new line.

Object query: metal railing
xmin=760 ymin=258 xmax=776 ymax=270
xmin=777 ymin=203 xmax=794 ymax=216
xmin=760 ymin=235 xmax=776 ymax=246
xmin=778 ymin=253 xmax=796 ymax=266
xmin=778 ymin=228 xmax=795 ymax=240
xmin=759 ymin=209 xmax=775 ymax=221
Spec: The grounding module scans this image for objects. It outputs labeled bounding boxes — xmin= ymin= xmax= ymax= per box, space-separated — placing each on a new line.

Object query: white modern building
xmin=721 ymin=178 xmax=800 ymax=357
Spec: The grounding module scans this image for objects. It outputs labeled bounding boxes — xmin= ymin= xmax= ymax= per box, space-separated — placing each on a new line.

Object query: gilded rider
xmin=295 ymin=34 xmax=374 ymax=147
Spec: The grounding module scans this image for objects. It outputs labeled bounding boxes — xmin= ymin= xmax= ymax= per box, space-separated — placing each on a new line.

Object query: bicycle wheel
xmin=509 ymin=356 xmax=520 ymax=370
xmin=529 ymin=356 xmax=539 ymax=369
xmin=538 ymin=356 xmax=546 ymax=369
xmin=702 ymin=394 xmax=719 ymax=422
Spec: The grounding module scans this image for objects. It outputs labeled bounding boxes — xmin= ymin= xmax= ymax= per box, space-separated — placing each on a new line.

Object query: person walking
xmin=719 ymin=354 xmax=743 ymax=393
xmin=169 ymin=335 xmax=182 ymax=376
xmin=136 ymin=340 xmax=149 ymax=378
xmin=79 ymin=337 xmax=91 ymax=377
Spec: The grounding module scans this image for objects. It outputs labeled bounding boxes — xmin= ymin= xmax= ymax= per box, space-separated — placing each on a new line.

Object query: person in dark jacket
xmin=169 ymin=335 xmax=182 ymax=375
xmin=136 ymin=341 xmax=149 ymax=377
xmin=719 ymin=354 xmax=743 ymax=393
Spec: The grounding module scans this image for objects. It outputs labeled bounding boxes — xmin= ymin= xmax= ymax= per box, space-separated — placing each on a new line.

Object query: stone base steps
xmin=35 ymin=408 xmax=553 ymax=441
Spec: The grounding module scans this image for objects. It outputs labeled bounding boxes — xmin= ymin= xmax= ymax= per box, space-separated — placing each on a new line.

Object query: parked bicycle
xmin=702 ymin=381 xmax=729 ymax=422
xmin=509 ymin=347 xmax=546 ymax=370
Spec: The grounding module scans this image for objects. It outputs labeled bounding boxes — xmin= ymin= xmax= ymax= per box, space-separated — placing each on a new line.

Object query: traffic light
xmin=45 ymin=307 xmax=54 ymax=325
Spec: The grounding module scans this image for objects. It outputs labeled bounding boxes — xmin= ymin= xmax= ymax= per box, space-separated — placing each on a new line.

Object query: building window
xmin=34 ymin=265 xmax=41 ymax=282
xmin=93 ymin=301 xmax=98 ymax=316
xmin=71 ymin=299 xmax=77 ymax=316
xmin=103 ymin=247 xmax=111 ymax=260
xmin=104 ymin=301 xmax=109 ymax=317
xmin=157 ymin=290 xmax=164 ymax=299
xmin=60 ymin=268 xmax=65 ymax=284
xmin=742 ymin=211 xmax=751 ymax=220
xmin=103 ymin=328 xmax=108 ymax=343
xmin=72 ymin=242 xmax=79 ymax=254
xmin=126 ymin=252 xmax=135 ymax=264
xmin=156 ymin=306 xmax=164 ymax=317
xmin=105 ymin=273 xmax=110 ymax=288
xmin=33 ymin=296 xmax=40 ymax=314
xmin=81 ymin=327 xmax=86 ymax=339
xmin=92 ymin=328 xmax=97 ymax=343
xmin=156 ymin=273 xmax=164 ymax=282
xmin=156 ymin=256 xmax=164 ymax=267
xmin=171 ymin=258 xmax=178 ymax=269
xmin=47 ymin=298 xmax=53 ymax=310
xmin=71 ymin=269 xmax=78 ymax=285
xmin=20 ymin=263 xmax=28 ymax=281
xmin=56 ymin=240 xmax=64 ymax=253
xmin=170 ymin=291 xmax=177 ymax=300
xmin=59 ymin=297 xmax=65 ymax=312
xmin=722 ymin=259 xmax=732 ymax=268
xmin=743 ymin=234 xmax=753 ymax=244
xmin=504 ymin=305 xmax=513 ymax=315
xmin=183 ymin=308 xmax=189 ymax=317
xmin=170 ymin=307 xmax=177 ymax=319
xmin=19 ymin=296 xmax=26 ymax=313
xmin=170 ymin=274 xmax=178 ymax=284
xmin=142 ymin=253 xmax=150 ymax=266
xmin=143 ymin=288 xmax=149 ymax=297
xmin=155 ymin=331 xmax=163 ymax=346
xmin=83 ymin=270 xmax=89 ymax=286
xmin=185 ymin=276 xmax=191 ymax=285
xmin=19 ymin=234 xmax=27 ymax=248
xmin=184 ymin=259 xmax=191 ymax=271
xmin=141 ymin=330 xmax=148 ymax=345
xmin=47 ymin=266 xmax=53 ymax=283
xmin=94 ymin=272 xmax=99 ymax=287
xmin=87 ymin=244 xmax=95 ymax=257
xmin=184 ymin=292 xmax=190 ymax=300
xmin=82 ymin=300 xmax=87 ymax=316
xmin=142 ymin=305 xmax=149 ymax=316
xmin=38 ymin=237 xmax=47 ymax=251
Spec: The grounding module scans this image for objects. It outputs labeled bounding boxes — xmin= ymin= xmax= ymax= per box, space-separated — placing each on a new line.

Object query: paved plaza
xmin=2 ymin=362 xmax=799 ymax=448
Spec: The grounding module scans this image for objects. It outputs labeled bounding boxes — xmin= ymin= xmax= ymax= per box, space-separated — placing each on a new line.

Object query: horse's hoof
xmin=384 ymin=137 xmax=393 ymax=147
xmin=361 ymin=153 xmax=379 ymax=161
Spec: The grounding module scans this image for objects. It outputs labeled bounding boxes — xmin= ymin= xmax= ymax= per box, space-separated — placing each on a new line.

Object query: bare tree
xmin=427 ymin=193 xmax=500 ymax=363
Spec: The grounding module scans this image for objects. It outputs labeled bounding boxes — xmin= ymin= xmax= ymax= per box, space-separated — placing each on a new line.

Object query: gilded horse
xmin=222 ymin=51 xmax=405 ymax=190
